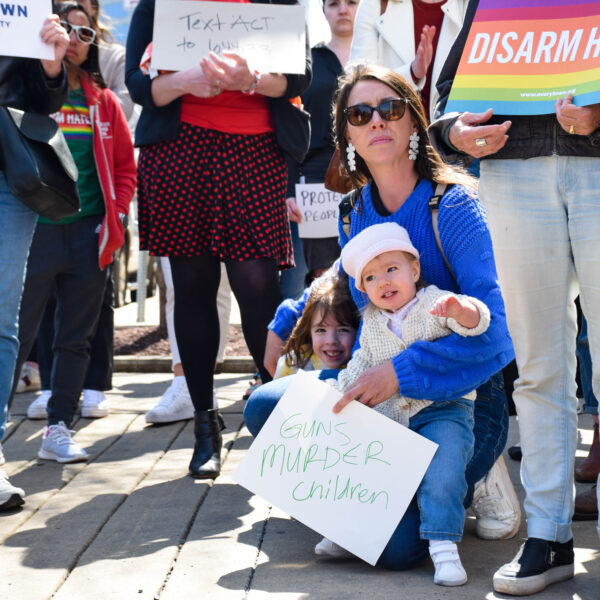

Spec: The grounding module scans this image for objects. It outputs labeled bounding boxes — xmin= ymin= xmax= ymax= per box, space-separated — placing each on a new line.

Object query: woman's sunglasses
xmin=60 ymin=21 xmax=97 ymax=45
xmin=344 ymin=98 xmax=409 ymax=126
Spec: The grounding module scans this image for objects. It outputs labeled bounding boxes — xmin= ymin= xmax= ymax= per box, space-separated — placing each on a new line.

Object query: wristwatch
xmin=118 ymin=212 xmax=128 ymax=229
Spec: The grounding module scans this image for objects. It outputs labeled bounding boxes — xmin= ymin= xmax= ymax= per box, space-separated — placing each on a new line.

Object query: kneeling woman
xmin=246 ymin=63 xmax=516 ymax=573
xmin=12 ymin=1 xmax=136 ymax=462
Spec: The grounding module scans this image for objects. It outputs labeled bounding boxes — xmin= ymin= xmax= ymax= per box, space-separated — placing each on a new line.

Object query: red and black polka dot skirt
xmin=137 ymin=122 xmax=294 ymax=269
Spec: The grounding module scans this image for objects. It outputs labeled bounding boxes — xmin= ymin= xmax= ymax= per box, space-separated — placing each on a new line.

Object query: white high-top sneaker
xmin=81 ymin=389 xmax=109 ymax=418
xmin=145 ymin=376 xmax=194 ymax=423
xmin=27 ymin=390 xmax=52 ymax=420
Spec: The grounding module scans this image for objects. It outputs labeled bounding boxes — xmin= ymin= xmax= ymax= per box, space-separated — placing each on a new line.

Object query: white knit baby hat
xmin=341 ymin=222 xmax=419 ymax=291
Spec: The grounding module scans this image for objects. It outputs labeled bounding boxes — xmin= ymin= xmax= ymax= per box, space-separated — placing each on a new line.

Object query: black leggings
xmin=169 ymin=255 xmax=282 ymax=411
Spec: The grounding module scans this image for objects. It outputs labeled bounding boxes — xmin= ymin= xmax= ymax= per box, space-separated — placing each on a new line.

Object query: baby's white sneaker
xmin=429 ymin=540 xmax=467 ymax=587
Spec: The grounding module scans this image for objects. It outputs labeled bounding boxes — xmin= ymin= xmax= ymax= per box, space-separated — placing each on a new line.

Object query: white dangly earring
xmin=346 ymin=142 xmax=356 ymax=172
xmin=408 ymin=131 xmax=420 ymax=161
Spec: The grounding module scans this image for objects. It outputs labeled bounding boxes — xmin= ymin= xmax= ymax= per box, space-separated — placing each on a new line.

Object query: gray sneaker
xmin=0 ymin=470 xmax=25 ymax=511
xmin=38 ymin=422 xmax=88 ymax=463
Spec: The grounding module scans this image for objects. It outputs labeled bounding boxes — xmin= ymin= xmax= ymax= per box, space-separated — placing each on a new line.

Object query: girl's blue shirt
xmin=270 ymin=180 xmax=514 ymax=402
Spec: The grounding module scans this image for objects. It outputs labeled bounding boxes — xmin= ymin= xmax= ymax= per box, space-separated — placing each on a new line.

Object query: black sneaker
xmin=493 ymin=538 xmax=574 ymax=595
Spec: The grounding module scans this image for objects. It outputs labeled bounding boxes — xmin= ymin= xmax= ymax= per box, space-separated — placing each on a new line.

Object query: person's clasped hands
xmin=201 ymin=51 xmax=259 ymax=95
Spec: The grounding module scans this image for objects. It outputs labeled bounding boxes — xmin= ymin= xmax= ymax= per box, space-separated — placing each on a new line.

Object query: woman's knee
xmin=243 ymin=376 xmax=292 ymax=436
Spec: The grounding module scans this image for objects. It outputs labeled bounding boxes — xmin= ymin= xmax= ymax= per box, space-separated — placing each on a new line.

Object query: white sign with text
xmin=234 ymin=371 xmax=438 ymax=565
xmin=295 ymin=183 xmax=342 ymax=239
xmin=0 ymin=0 xmax=54 ymax=60
xmin=152 ymin=0 xmax=305 ymax=73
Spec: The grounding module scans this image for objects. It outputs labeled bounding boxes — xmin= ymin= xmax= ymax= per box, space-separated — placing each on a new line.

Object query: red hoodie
xmin=80 ymin=75 xmax=137 ymax=269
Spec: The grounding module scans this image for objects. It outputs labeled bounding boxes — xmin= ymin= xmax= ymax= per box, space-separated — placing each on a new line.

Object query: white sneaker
xmin=470 ymin=455 xmax=521 ymax=540
xmin=15 ymin=362 xmax=41 ymax=394
xmin=429 ymin=541 xmax=468 ymax=586
xmin=81 ymin=389 xmax=109 ymax=418
xmin=314 ymin=537 xmax=353 ymax=559
xmin=38 ymin=422 xmax=88 ymax=463
xmin=0 ymin=470 xmax=25 ymax=511
xmin=0 ymin=443 xmax=5 ymax=466
xmin=145 ymin=376 xmax=194 ymax=423
xmin=27 ymin=390 xmax=52 ymax=420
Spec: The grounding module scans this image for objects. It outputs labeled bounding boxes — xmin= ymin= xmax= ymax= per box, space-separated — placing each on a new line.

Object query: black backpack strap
xmin=339 ymin=189 xmax=358 ymax=238
xmin=428 ymin=183 xmax=457 ymax=283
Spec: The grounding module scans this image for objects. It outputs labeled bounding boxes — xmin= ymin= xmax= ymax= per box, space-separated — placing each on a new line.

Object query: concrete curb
xmin=114 ymin=355 xmax=256 ymax=373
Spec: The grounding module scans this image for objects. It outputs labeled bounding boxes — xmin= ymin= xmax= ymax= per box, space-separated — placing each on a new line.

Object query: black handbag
xmin=0 ymin=106 xmax=80 ymax=221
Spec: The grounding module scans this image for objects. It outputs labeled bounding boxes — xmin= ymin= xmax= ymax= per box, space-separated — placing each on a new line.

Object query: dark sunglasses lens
xmin=60 ymin=21 xmax=73 ymax=34
xmin=380 ymin=99 xmax=406 ymax=121
xmin=347 ymin=105 xmax=373 ymax=126
xmin=78 ymin=26 xmax=95 ymax=43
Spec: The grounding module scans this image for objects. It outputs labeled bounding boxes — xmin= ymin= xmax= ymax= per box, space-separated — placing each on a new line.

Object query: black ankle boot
xmin=189 ymin=409 xmax=225 ymax=479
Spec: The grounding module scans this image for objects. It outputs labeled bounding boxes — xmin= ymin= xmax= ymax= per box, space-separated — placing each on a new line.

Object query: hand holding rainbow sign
xmin=446 ymin=0 xmax=600 ymax=115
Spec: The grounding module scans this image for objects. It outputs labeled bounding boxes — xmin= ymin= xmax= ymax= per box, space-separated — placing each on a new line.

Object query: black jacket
xmin=0 ymin=56 xmax=67 ymax=114
xmin=428 ymin=0 xmax=600 ymax=162
xmin=125 ymin=0 xmax=312 ymax=161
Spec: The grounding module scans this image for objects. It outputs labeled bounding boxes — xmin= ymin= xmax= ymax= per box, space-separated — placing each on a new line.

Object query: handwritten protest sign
xmin=151 ymin=0 xmax=305 ymax=73
xmin=446 ymin=0 xmax=600 ymax=115
xmin=295 ymin=183 xmax=342 ymax=239
xmin=234 ymin=371 xmax=438 ymax=565
xmin=0 ymin=0 xmax=54 ymax=60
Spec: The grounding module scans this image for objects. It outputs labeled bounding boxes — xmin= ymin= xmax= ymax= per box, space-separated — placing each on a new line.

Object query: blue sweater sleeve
xmin=392 ymin=194 xmax=514 ymax=401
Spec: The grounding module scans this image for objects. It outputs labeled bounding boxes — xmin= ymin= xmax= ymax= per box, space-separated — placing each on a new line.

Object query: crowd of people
xmin=0 ymin=0 xmax=598 ymax=595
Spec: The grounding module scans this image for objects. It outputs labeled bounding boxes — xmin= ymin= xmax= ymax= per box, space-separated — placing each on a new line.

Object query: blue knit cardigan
xmin=270 ymin=179 xmax=514 ymax=402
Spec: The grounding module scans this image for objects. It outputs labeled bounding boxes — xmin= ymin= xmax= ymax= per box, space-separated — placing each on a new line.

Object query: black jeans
xmin=37 ymin=271 xmax=114 ymax=391
xmin=11 ymin=216 xmax=107 ymax=425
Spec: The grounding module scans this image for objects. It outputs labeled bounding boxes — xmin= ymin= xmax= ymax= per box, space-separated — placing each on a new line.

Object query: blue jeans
xmin=0 ymin=172 xmax=37 ymax=440
xmin=412 ymin=399 xmax=474 ymax=541
xmin=577 ymin=316 xmax=598 ymax=415
xmin=244 ymin=370 xmax=507 ymax=568
xmin=480 ymin=155 xmax=600 ymax=543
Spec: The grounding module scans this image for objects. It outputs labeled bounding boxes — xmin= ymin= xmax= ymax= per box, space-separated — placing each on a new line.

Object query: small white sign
xmin=234 ymin=371 xmax=438 ymax=566
xmin=152 ymin=0 xmax=305 ymax=74
xmin=295 ymin=183 xmax=342 ymax=239
xmin=0 ymin=0 xmax=54 ymax=60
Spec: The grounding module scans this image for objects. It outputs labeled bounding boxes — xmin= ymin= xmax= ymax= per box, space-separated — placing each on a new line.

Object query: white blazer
xmin=350 ymin=0 xmax=468 ymax=118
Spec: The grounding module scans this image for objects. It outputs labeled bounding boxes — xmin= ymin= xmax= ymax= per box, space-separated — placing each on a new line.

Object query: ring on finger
xmin=569 ymin=125 xmax=575 ymax=134
xmin=475 ymin=137 xmax=487 ymax=147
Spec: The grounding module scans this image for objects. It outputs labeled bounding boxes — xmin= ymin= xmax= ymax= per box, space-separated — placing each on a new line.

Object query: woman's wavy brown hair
xmin=333 ymin=62 xmax=476 ymax=194
xmin=283 ymin=271 xmax=360 ymax=369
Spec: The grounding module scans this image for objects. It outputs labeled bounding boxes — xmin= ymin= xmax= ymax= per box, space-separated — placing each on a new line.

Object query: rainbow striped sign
xmin=446 ymin=0 xmax=600 ymax=115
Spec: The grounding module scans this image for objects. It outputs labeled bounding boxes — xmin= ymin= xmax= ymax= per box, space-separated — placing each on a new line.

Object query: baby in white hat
xmin=342 ymin=222 xmax=485 ymax=331
xmin=321 ymin=222 xmax=491 ymax=587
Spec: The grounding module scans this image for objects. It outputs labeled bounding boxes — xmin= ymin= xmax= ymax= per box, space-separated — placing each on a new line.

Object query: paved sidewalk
xmin=2 ymin=373 xmax=598 ymax=599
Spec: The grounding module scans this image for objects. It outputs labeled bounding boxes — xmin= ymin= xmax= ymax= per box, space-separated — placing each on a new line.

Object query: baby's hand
xmin=430 ymin=294 xmax=463 ymax=319
xmin=430 ymin=294 xmax=481 ymax=329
